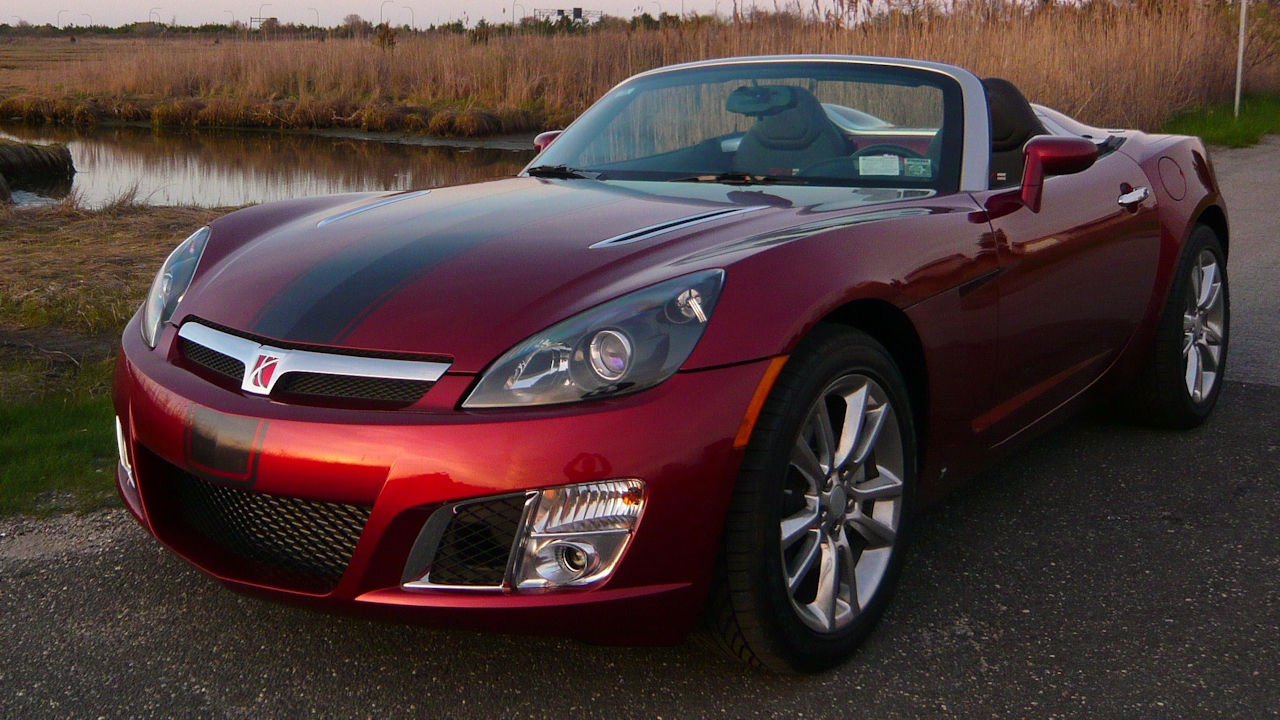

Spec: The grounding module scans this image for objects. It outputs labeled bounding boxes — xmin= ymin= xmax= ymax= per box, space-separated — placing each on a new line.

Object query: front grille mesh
xmin=428 ymin=494 xmax=528 ymax=587
xmin=173 ymin=471 xmax=371 ymax=594
xmin=273 ymin=372 xmax=432 ymax=404
xmin=179 ymin=337 xmax=245 ymax=383
xmin=177 ymin=334 xmax=432 ymax=407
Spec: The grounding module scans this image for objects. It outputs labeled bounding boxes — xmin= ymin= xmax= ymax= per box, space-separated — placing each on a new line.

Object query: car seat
xmin=731 ymin=86 xmax=847 ymax=176
xmin=983 ymin=77 xmax=1046 ymax=189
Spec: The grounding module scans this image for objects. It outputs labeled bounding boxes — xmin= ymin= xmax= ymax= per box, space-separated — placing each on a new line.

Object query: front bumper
xmin=113 ymin=316 xmax=770 ymax=644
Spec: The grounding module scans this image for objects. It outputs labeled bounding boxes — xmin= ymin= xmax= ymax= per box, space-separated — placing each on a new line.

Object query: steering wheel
xmin=798 ymin=143 xmax=926 ymax=178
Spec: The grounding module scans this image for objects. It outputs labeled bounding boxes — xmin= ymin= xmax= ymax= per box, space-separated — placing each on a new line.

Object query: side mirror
xmin=1020 ymin=136 xmax=1098 ymax=213
xmin=533 ymin=130 xmax=563 ymax=153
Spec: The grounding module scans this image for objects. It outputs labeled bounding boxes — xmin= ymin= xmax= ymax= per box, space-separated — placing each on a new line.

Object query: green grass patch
xmin=1161 ymin=96 xmax=1280 ymax=148
xmin=0 ymin=356 xmax=120 ymax=516
xmin=0 ymin=394 xmax=118 ymax=516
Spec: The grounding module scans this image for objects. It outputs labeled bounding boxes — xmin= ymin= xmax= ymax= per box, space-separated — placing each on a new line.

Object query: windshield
xmin=530 ymin=60 xmax=964 ymax=191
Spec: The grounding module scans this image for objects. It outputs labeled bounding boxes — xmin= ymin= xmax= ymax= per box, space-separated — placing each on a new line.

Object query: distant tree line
xmin=1 ymin=0 xmax=1276 ymax=42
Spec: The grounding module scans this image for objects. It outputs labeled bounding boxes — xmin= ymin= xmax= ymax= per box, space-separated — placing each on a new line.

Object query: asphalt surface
xmin=3 ymin=140 xmax=1278 ymax=719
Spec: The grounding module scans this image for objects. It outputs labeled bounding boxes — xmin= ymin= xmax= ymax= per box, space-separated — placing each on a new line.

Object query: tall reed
xmin=0 ymin=1 xmax=1243 ymax=134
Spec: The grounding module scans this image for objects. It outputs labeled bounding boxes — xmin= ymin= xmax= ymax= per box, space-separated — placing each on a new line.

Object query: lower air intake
xmin=427 ymin=494 xmax=529 ymax=587
xmin=173 ymin=471 xmax=371 ymax=594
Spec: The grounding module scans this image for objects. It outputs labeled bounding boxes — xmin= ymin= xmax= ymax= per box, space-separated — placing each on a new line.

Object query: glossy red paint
xmin=113 ymin=59 xmax=1228 ymax=648
xmin=532 ymin=130 xmax=563 ymax=152
xmin=975 ymin=149 xmax=1161 ymax=441
xmin=116 ymin=311 xmax=776 ymax=642
xmin=1019 ymin=135 xmax=1099 ymax=212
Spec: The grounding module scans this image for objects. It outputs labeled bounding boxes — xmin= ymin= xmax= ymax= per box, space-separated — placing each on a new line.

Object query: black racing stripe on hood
xmin=245 ymin=187 xmax=521 ymax=337
xmin=257 ymin=240 xmax=463 ymax=343
xmin=250 ymin=188 xmax=612 ymax=344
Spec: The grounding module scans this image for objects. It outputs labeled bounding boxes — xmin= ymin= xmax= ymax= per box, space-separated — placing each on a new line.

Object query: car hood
xmin=179 ymin=177 xmax=923 ymax=372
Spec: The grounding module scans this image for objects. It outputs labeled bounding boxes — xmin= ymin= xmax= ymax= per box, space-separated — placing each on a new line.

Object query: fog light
xmin=114 ymin=416 xmax=135 ymax=489
xmin=527 ymin=540 xmax=602 ymax=585
xmin=558 ymin=543 xmax=592 ymax=573
xmin=513 ymin=479 xmax=645 ymax=590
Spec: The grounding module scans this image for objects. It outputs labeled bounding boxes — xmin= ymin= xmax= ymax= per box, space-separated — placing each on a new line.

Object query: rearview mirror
xmin=534 ymin=130 xmax=563 ymax=153
xmin=1020 ymin=136 xmax=1098 ymax=213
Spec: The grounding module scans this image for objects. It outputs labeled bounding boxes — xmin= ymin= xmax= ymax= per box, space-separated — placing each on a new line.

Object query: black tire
xmin=1126 ymin=225 xmax=1229 ymax=429
xmin=709 ymin=325 xmax=917 ymax=673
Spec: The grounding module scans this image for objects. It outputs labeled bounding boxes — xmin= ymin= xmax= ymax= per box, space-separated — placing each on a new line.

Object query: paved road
xmin=3 ymin=140 xmax=1277 ymax=719
xmin=1208 ymin=136 xmax=1280 ymax=386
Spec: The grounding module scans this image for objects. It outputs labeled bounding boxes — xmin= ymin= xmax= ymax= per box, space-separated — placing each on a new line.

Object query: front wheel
xmin=710 ymin=326 xmax=916 ymax=672
xmin=1127 ymin=225 xmax=1229 ymax=428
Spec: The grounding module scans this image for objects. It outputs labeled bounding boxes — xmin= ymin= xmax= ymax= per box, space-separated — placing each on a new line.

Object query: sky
xmin=5 ymin=0 xmax=760 ymax=28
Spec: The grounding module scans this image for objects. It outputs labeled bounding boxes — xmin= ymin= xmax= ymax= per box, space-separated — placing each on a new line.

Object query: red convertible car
xmin=113 ymin=56 xmax=1229 ymax=672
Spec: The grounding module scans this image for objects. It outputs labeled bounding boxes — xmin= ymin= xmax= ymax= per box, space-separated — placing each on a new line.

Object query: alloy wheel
xmin=779 ymin=373 xmax=904 ymax=634
xmin=1182 ymin=249 xmax=1226 ymax=403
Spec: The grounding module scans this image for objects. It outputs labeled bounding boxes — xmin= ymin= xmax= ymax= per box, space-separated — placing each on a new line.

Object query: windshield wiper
xmin=525 ymin=164 xmax=601 ymax=180
xmin=671 ymin=172 xmax=810 ymax=186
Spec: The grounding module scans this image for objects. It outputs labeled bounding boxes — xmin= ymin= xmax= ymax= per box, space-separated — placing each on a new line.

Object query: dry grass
xmin=0 ymin=1 xmax=1262 ymax=135
xmin=0 ymin=196 xmax=225 ymax=404
xmin=0 ymin=197 xmax=226 ymax=335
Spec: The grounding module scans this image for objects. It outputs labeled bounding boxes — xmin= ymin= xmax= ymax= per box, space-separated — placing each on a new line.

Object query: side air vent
xmin=589 ymin=207 xmax=761 ymax=248
xmin=316 ymin=189 xmax=432 ymax=228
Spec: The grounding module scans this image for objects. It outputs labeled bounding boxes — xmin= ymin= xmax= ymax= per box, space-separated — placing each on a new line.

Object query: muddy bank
xmin=0 ymin=139 xmax=75 ymax=202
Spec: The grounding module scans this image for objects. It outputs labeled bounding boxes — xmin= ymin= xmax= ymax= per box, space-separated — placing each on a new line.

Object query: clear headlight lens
xmin=513 ymin=479 xmax=645 ymax=590
xmin=463 ymin=269 xmax=725 ymax=408
xmin=141 ymin=226 xmax=211 ymax=348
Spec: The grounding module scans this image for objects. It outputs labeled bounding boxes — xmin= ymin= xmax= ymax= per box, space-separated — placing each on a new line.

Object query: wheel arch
xmin=818 ymin=299 xmax=929 ymax=459
xmin=1195 ymin=204 xmax=1229 ymax=260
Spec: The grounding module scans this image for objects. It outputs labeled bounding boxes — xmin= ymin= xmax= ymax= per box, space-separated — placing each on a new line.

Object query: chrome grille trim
xmin=177 ymin=321 xmax=451 ymax=397
xmin=589 ymin=207 xmax=762 ymax=248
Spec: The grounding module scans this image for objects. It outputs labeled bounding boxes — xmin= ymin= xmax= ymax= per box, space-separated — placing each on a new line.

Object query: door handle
xmin=1117 ymin=186 xmax=1151 ymax=209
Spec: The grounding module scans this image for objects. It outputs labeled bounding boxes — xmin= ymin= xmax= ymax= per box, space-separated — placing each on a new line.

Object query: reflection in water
xmin=0 ymin=124 xmax=536 ymax=208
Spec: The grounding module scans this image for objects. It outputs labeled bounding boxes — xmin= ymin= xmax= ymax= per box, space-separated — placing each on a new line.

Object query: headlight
xmin=141 ymin=226 xmax=210 ymax=348
xmin=463 ymin=269 xmax=725 ymax=408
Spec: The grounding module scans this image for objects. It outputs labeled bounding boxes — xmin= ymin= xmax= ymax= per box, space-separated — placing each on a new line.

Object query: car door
xmin=973 ymin=147 xmax=1161 ymax=442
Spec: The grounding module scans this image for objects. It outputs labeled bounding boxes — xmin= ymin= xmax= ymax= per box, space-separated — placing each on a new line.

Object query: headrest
xmin=732 ymin=85 xmax=828 ymax=150
xmin=982 ymin=77 xmax=1045 ymax=152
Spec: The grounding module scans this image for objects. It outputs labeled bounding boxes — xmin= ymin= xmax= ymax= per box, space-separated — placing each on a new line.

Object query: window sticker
xmin=858 ymin=155 xmax=901 ymax=176
xmin=903 ymin=158 xmax=933 ymax=178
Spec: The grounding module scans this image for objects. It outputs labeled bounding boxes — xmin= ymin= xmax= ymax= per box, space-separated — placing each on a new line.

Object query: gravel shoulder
xmin=2 ymin=138 xmax=1276 ymax=718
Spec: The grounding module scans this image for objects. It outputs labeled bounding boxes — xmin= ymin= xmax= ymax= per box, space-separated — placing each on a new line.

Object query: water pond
xmin=1 ymin=123 xmax=537 ymax=208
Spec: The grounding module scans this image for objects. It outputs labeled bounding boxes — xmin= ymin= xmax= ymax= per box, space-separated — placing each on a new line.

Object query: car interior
xmin=569 ymin=74 xmax=1099 ymax=194
xmin=729 ymin=85 xmax=850 ymax=176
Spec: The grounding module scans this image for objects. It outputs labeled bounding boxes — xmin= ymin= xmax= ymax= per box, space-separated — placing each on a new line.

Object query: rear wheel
xmin=711 ymin=326 xmax=916 ymax=672
xmin=1128 ymin=225 xmax=1229 ymax=428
